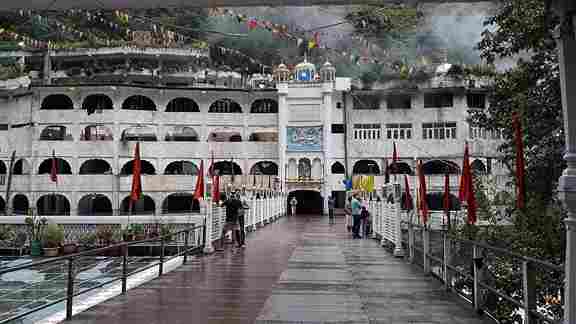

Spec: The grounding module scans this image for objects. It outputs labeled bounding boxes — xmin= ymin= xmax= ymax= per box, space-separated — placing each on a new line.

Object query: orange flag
xmin=417 ymin=160 xmax=428 ymax=224
xmin=130 ymin=143 xmax=142 ymax=208
xmin=194 ymin=160 xmax=204 ymax=200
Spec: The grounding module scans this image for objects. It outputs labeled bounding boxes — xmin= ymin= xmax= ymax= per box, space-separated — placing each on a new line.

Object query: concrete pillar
xmin=555 ymin=5 xmax=576 ymax=323
xmin=322 ymin=84 xmax=333 ymax=215
xmin=278 ymin=85 xmax=288 ymax=193
xmin=42 ymin=51 xmax=52 ymax=85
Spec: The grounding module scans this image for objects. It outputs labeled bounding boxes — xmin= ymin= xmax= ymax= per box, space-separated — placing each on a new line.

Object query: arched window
xmin=210 ymin=161 xmax=242 ymax=175
xmin=120 ymin=195 xmax=155 ymax=215
xmin=353 ymin=160 xmax=380 ymax=175
xmin=0 ymin=161 xmax=6 ymax=174
xmin=248 ymin=131 xmax=278 ymax=142
xmin=209 ymin=99 xmax=242 ymax=113
xmin=81 ymin=125 xmax=113 ymax=141
xmin=298 ymin=158 xmax=311 ymax=178
xmin=331 ymin=162 xmax=345 ymax=174
xmin=162 ymin=193 xmax=200 ymax=214
xmin=37 ymin=194 xmax=70 ymax=215
xmin=387 ymin=162 xmax=413 ymax=175
xmin=166 ymin=98 xmax=200 ymax=112
xmin=0 ymin=196 xmax=5 ymax=215
xmin=79 ymin=159 xmax=112 ymax=174
xmin=250 ymin=161 xmax=278 ymax=175
xmin=121 ymin=160 xmax=156 ymax=175
xmin=122 ymin=95 xmax=156 ymax=111
xmin=164 ymin=161 xmax=198 ymax=175
xmin=39 ymin=125 xmax=72 ymax=141
xmin=208 ymin=130 xmax=242 ymax=142
xmin=471 ymin=159 xmax=487 ymax=175
xmin=422 ymin=160 xmax=460 ymax=175
xmin=82 ymin=94 xmax=113 ymax=113
xmin=121 ymin=126 xmax=157 ymax=141
xmin=38 ymin=158 xmax=72 ymax=174
xmin=41 ymin=94 xmax=73 ymax=110
xmin=78 ymin=194 xmax=113 ymax=216
xmin=251 ymin=99 xmax=278 ymax=113
xmin=13 ymin=159 xmax=30 ymax=175
xmin=12 ymin=194 xmax=29 ymax=215
xmin=165 ymin=126 xmax=199 ymax=142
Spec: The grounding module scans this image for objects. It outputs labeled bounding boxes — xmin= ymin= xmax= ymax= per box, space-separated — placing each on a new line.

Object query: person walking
xmin=360 ymin=206 xmax=370 ymax=238
xmin=344 ymin=196 xmax=352 ymax=232
xmin=351 ymin=193 xmax=362 ymax=239
xmin=328 ymin=196 xmax=335 ymax=225
xmin=216 ymin=192 xmax=243 ymax=251
xmin=290 ymin=196 xmax=298 ymax=216
xmin=238 ymin=191 xmax=249 ymax=248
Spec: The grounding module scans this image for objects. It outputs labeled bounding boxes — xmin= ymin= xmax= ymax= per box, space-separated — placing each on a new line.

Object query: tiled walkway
xmin=66 ymin=215 xmax=493 ymax=324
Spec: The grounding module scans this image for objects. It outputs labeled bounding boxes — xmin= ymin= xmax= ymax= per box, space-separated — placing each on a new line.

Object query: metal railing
xmin=400 ymin=221 xmax=564 ymax=324
xmin=0 ymin=221 xmax=206 ymax=323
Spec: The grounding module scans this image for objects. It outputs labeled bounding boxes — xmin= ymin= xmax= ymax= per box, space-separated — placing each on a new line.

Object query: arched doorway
xmin=162 ymin=193 xmax=200 ymax=213
xmin=288 ymin=190 xmax=323 ymax=215
xmin=120 ymin=195 xmax=155 ymax=215
xmin=0 ymin=196 xmax=5 ymax=215
xmin=37 ymin=194 xmax=70 ymax=215
xmin=12 ymin=194 xmax=29 ymax=215
xmin=78 ymin=194 xmax=113 ymax=216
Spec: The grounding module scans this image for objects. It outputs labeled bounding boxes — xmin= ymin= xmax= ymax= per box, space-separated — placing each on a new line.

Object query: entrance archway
xmin=288 ymin=190 xmax=323 ymax=215
xmin=78 ymin=194 xmax=113 ymax=215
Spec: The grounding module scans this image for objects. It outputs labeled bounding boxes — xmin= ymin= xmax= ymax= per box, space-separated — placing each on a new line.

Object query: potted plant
xmin=43 ymin=224 xmax=64 ymax=257
xmin=25 ymin=214 xmax=47 ymax=257
xmin=62 ymin=241 xmax=78 ymax=255
xmin=0 ymin=225 xmax=16 ymax=247
xmin=78 ymin=233 xmax=98 ymax=251
xmin=160 ymin=224 xmax=173 ymax=242
xmin=131 ymin=224 xmax=146 ymax=241
xmin=122 ymin=227 xmax=135 ymax=242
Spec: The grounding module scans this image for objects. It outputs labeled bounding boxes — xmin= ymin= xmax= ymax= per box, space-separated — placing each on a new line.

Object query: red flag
xmin=467 ymin=174 xmax=477 ymax=225
xmin=384 ymin=159 xmax=390 ymax=183
xmin=513 ymin=113 xmax=526 ymax=210
xmin=417 ymin=160 xmax=428 ymax=224
xmin=194 ymin=160 xmax=204 ymax=200
xmin=443 ymin=173 xmax=450 ymax=214
xmin=212 ymin=174 xmax=220 ymax=203
xmin=459 ymin=142 xmax=471 ymax=202
xmin=403 ymin=175 xmax=413 ymax=210
xmin=313 ymin=31 xmax=320 ymax=47
xmin=50 ymin=150 xmax=58 ymax=183
xmin=130 ymin=142 xmax=142 ymax=203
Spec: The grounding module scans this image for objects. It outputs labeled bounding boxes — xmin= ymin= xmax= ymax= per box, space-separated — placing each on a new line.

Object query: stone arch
xmin=12 ymin=194 xmax=29 ymax=215
xmin=250 ymin=161 xmax=278 ymax=175
xmin=209 ymin=98 xmax=242 ymax=113
xmin=298 ymin=158 xmax=311 ymax=178
xmin=387 ymin=162 xmax=413 ymax=175
xmin=166 ymin=97 xmax=200 ymax=112
xmin=353 ymin=160 xmax=380 ymax=175
xmin=471 ymin=159 xmax=487 ymax=175
xmin=164 ymin=161 xmax=198 ymax=175
xmin=210 ymin=161 xmax=242 ymax=175
xmin=41 ymin=94 xmax=73 ymax=110
xmin=0 ymin=161 xmax=5 ymax=174
xmin=165 ymin=126 xmax=199 ymax=142
xmin=78 ymin=194 xmax=113 ymax=216
xmin=37 ymin=194 xmax=70 ymax=215
xmin=121 ymin=160 xmax=156 ymax=175
xmin=120 ymin=195 xmax=155 ymax=215
xmin=13 ymin=159 xmax=30 ymax=175
xmin=426 ymin=193 xmax=461 ymax=211
xmin=79 ymin=159 xmax=112 ymax=174
xmin=121 ymin=126 xmax=157 ymax=141
xmin=422 ymin=160 xmax=460 ymax=175
xmin=207 ymin=129 xmax=242 ymax=142
xmin=39 ymin=125 xmax=73 ymax=141
xmin=0 ymin=196 xmax=5 ymax=215
xmin=80 ymin=125 xmax=114 ymax=141
xmin=122 ymin=95 xmax=156 ymax=111
xmin=82 ymin=94 xmax=113 ymax=112
xmin=251 ymin=99 xmax=278 ymax=113
xmin=162 ymin=193 xmax=200 ymax=214
xmin=331 ymin=162 xmax=345 ymax=174
xmin=38 ymin=158 xmax=72 ymax=174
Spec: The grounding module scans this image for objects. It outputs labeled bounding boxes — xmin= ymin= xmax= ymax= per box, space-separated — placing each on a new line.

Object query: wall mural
xmin=287 ymin=126 xmax=323 ymax=151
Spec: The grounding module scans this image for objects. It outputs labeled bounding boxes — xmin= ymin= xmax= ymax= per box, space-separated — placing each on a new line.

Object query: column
xmin=278 ymin=85 xmax=289 ymax=194
xmin=322 ymin=84 xmax=333 ymax=215
xmin=43 ymin=51 xmax=52 ymax=85
xmin=556 ymin=6 xmax=576 ymax=323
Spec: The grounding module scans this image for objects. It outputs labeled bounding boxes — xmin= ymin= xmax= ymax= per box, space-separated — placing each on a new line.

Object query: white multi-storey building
xmin=0 ymin=47 xmax=505 ymax=217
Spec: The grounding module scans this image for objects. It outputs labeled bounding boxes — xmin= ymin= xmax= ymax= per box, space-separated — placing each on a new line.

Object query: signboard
xmin=287 ymin=126 xmax=322 ymax=151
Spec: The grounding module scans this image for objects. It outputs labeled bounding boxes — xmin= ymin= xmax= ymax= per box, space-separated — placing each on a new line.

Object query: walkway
xmin=65 ymin=215 xmax=492 ymax=324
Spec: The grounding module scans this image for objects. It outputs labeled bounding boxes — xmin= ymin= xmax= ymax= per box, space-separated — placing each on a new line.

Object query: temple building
xmin=0 ymin=47 xmax=506 ymax=216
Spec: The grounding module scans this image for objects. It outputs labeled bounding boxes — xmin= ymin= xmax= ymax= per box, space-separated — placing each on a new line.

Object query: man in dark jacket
xmin=216 ymin=192 xmax=243 ymax=251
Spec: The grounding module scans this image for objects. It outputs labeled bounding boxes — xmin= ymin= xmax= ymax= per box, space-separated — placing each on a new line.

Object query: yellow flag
xmin=308 ymin=39 xmax=316 ymax=49
xmin=365 ymin=176 xmax=374 ymax=193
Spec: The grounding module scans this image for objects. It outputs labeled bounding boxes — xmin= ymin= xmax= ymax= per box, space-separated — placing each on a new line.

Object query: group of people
xmin=344 ymin=193 xmax=371 ymax=239
xmin=217 ymin=191 xmax=249 ymax=250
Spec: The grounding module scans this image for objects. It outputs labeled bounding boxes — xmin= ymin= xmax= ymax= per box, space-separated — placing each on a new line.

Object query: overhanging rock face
xmin=1 ymin=0 xmax=494 ymax=9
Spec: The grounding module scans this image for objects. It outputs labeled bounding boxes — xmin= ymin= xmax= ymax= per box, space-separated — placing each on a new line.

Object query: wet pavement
xmin=65 ymin=215 xmax=493 ymax=324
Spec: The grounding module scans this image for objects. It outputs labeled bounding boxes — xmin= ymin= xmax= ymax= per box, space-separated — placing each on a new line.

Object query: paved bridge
xmin=57 ymin=214 xmax=492 ymax=324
